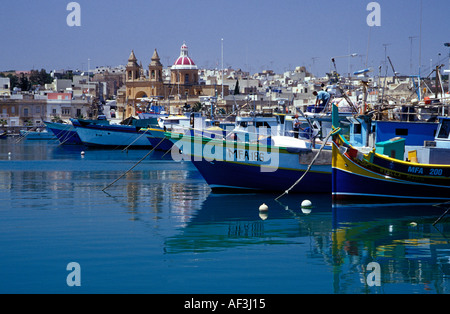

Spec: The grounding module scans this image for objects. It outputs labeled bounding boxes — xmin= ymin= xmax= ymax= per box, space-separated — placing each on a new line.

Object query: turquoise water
xmin=1 ymin=138 xmax=450 ymax=294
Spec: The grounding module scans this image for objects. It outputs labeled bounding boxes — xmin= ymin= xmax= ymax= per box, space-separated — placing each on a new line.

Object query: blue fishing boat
xmin=44 ymin=121 xmax=82 ymax=145
xmin=74 ymin=123 xmax=153 ymax=148
xmin=19 ymin=128 xmax=56 ymax=140
xmin=45 ymin=118 xmax=111 ymax=145
xmin=166 ymin=131 xmax=332 ymax=193
xmin=331 ymin=104 xmax=450 ymax=203
xmin=146 ymin=114 xmax=193 ymax=151
xmin=146 ymin=112 xmax=233 ymax=151
xmin=72 ymin=113 xmax=163 ymax=148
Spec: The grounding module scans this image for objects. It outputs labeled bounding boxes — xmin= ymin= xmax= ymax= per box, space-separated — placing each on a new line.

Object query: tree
xmin=30 ymin=69 xmax=53 ymax=86
xmin=18 ymin=74 xmax=31 ymax=91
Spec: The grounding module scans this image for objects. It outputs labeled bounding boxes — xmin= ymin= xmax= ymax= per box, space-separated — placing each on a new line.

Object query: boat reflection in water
xmin=332 ymin=202 xmax=450 ymax=293
xmin=164 ymin=193 xmax=333 ymax=254
xmin=165 ymin=191 xmax=450 ymax=293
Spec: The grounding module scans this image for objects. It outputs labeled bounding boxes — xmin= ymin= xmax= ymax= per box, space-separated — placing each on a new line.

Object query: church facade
xmin=124 ymin=43 xmax=228 ymax=116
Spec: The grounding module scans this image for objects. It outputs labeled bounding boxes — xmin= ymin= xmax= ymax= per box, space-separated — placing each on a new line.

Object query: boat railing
xmin=371 ymin=102 xmax=449 ymax=122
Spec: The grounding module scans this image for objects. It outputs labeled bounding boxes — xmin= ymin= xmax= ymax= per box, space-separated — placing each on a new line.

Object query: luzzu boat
xmin=165 ymin=131 xmax=332 ymax=193
xmin=331 ymin=104 xmax=450 ymax=203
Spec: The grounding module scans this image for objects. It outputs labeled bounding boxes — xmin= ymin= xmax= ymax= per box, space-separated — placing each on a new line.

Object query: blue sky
xmin=1 ymin=0 xmax=449 ymax=77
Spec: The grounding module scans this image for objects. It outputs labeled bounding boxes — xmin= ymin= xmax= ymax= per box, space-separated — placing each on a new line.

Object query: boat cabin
xmin=345 ymin=114 xmax=449 ymax=165
xmin=435 ymin=116 xmax=450 ymax=149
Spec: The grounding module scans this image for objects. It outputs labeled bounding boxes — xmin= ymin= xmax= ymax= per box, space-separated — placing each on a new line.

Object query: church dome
xmin=172 ymin=42 xmax=197 ymax=70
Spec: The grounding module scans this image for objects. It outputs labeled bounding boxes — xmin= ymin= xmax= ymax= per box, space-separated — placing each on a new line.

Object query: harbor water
xmin=1 ymin=138 xmax=450 ymax=294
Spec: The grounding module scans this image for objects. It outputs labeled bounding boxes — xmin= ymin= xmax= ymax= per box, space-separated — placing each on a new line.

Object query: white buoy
xmin=301 ymin=208 xmax=312 ymax=215
xmin=259 ymin=212 xmax=268 ymax=221
xmin=8 ymin=152 xmax=11 ymax=155
xmin=409 ymin=222 xmax=417 ymax=227
xmin=301 ymin=200 xmax=312 ymax=215
xmin=301 ymin=200 xmax=312 ymax=208
xmin=81 ymin=151 xmax=85 ymax=155
xmin=259 ymin=203 xmax=269 ymax=212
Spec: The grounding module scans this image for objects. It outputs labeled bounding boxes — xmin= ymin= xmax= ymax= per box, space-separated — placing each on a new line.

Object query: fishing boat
xmin=146 ymin=112 xmax=234 ymax=151
xmin=0 ymin=131 xmax=7 ymax=139
xmin=45 ymin=118 xmax=112 ymax=145
xmin=331 ymin=104 xmax=450 ymax=202
xmin=70 ymin=109 xmax=166 ymax=148
xmin=19 ymin=128 xmax=56 ymax=140
xmin=166 ymin=129 xmax=332 ymax=193
xmin=74 ymin=122 xmax=154 ymax=148
xmin=44 ymin=121 xmax=81 ymax=145
xmin=146 ymin=114 xmax=196 ymax=151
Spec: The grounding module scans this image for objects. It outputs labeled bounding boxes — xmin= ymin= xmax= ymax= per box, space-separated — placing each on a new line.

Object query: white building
xmin=0 ymin=77 xmax=10 ymax=96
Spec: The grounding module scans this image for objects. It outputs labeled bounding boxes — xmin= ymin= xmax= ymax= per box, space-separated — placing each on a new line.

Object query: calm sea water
xmin=1 ymin=137 xmax=450 ymax=294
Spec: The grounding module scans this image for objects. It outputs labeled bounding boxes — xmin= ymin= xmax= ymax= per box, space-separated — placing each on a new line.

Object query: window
xmin=256 ymin=121 xmax=271 ymax=128
xmin=395 ymin=128 xmax=408 ymax=136
xmin=185 ymin=74 xmax=189 ymax=83
xmin=62 ymin=108 xmax=71 ymax=116
xmin=437 ymin=119 xmax=450 ymax=139
xmin=23 ymin=108 xmax=29 ymax=116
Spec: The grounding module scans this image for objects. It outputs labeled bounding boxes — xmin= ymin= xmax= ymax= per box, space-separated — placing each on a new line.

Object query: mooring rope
xmin=101 ymin=137 xmax=165 ymax=192
xmin=274 ymin=127 xmax=340 ymax=201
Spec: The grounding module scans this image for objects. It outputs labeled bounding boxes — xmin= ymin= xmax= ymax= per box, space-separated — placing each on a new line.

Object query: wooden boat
xmin=165 ymin=131 xmax=332 ymax=193
xmin=19 ymin=128 xmax=56 ymax=140
xmin=331 ymin=104 xmax=450 ymax=202
xmin=44 ymin=121 xmax=82 ymax=145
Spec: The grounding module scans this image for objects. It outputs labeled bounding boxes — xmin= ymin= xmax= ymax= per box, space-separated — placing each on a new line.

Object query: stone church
xmin=123 ymin=42 xmax=228 ymax=116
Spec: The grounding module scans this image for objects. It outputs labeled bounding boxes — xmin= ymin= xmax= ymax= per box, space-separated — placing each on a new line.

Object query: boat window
xmin=353 ymin=123 xmax=361 ymax=134
xmin=395 ymin=128 xmax=408 ymax=136
xmin=437 ymin=119 xmax=450 ymax=139
xmin=239 ymin=121 xmax=248 ymax=128
xmin=256 ymin=121 xmax=271 ymax=128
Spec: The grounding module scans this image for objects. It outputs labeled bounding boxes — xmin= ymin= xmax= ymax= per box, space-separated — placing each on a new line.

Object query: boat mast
xmin=418 ymin=0 xmax=423 ymax=99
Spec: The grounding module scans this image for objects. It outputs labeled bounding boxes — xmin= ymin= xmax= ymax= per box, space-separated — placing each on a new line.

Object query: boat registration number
xmin=227 ymin=148 xmax=266 ymax=162
xmin=408 ymin=166 xmax=443 ymax=176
